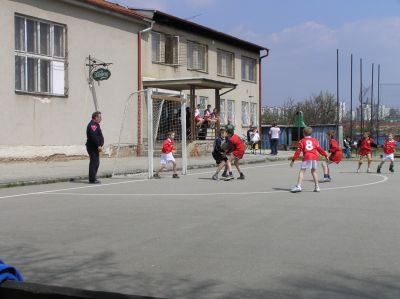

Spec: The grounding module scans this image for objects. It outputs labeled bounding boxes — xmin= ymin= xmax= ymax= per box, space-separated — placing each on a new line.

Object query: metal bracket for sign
xmin=86 ymin=55 xmax=113 ymax=111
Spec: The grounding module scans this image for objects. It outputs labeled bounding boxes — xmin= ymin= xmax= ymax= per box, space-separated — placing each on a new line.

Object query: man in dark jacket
xmin=86 ymin=111 xmax=104 ymax=184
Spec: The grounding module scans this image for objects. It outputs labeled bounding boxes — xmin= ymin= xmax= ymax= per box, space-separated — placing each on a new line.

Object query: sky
xmin=118 ymin=0 xmax=400 ymax=108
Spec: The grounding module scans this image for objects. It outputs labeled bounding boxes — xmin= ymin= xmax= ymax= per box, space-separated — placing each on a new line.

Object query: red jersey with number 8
xmin=292 ymin=137 xmax=328 ymax=161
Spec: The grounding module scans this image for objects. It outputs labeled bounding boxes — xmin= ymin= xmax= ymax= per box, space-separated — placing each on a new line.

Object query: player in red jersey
xmin=290 ymin=127 xmax=328 ymax=193
xmin=321 ymin=130 xmax=343 ymax=182
xmin=224 ymin=127 xmax=245 ymax=181
xmin=377 ymin=133 xmax=397 ymax=173
xmin=357 ymin=132 xmax=376 ymax=173
xmin=153 ymin=131 xmax=179 ymax=179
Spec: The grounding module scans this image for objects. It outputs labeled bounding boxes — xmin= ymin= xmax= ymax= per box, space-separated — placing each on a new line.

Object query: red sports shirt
xmin=383 ymin=139 xmax=397 ymax=154
xmin=358 ymin=137 xmax=375 ymax=155
xmin=229 ymin=134 xmax=245 ymax=159
xmin=161 ymin=138 xmax=175 ymax=154
xmin=292 ymin=137 xmax=328 ymax=161
xmin=328 ymin=139 xmax=342 ymax=164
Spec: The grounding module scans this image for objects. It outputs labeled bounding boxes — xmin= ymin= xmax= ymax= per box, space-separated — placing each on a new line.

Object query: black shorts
xmin=212 ymin=152 xmax=227 ymax=165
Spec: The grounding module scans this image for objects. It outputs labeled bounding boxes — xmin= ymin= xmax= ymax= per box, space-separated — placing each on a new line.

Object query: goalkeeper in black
xmin=212 ymin=128 xmax=230 ymax=180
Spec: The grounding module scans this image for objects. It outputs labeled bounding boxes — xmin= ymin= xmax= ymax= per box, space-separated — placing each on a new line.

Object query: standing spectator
xmin=343 ymin=136 xmax=352 ymax=158
xmin=269 ymin=121 xmax=281 ymax=155
xmin=251 ymin=128 xmax=260 ymax=154
xmin=86 ymin=111 xmax=104 ymax=184
xmin=246 ymin=126 xmax=253 ymax=151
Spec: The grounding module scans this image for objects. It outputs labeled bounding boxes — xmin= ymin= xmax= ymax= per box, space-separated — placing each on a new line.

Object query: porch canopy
xmin=143 ymin=77 xmax=237 ymax=141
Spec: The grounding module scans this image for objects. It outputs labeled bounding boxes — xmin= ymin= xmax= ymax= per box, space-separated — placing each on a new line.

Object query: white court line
xmin=0 ymin=162 xmax=289 ymax=200
xmin=42 ymin=174 xmax=389 ymax=197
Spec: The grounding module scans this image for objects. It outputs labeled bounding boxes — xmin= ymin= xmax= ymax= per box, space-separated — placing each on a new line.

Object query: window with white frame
xmin=152 ymin=32 xmax=179 ymax=65
xmin=220 ymin=99 xmax=226 ymax=125
xmin=217 ymin=49 xmax=234 ymax=78
xmin=241 ymin=56 xmax=256 ymax=82
xmin=15 ymin=15 xmax=67 ymax=95
xmin=187 ymin=41 xmax=208 ymax=72
xmin=227 ymin=100 xmax=235 ymax=125
xmin=250 ymin=102 xmax=257 ymax=126
xmin=241 ymin=101 xmax=250 ymax=126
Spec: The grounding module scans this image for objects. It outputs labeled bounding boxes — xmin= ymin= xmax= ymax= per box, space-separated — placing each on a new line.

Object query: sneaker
xmin=389 ymin=165 xmax=394 ymax=173
xmin=224 ymin=175 xmax=234 ymax=181
xmin=153 ymin=173 xmax=161 ymax=179
xmin=323 ymin=177 xmax=331 ymax=182
xmin=290 ymin=186 xmax=302 ymax=193
xmin=237 ymin=173 xmax=245 ymax=180
xmin=356 ymin=169 xmax=360 ymax=173
xmin=377 ymin=167 xmax=381 ymax=174
xmin=221 ymin=172 xmax=228 ymax=178
xmin=367 ymin=168 xmax=371 ymax=173
xmin=212 ymin=174 xmax=219 ymax=181
xmin=313 ymin=186 xmax=321 ymax=192
xmin=172 ymin=174 xmax=180 ymax=179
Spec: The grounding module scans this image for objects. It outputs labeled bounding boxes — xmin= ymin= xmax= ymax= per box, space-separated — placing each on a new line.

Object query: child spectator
xmin=251 ymin=128 xmax=260 ymax=154
xmin=153 ymin=132 xmax=179 ymax=179
xmin=377 ymin=133 xmax=396 ymax=173
xmin=321 ymin=130 xmax=343 ymax=181
xmin=212 ymin=128 xmax=229 ymax=180
xmin=209 ymin=108 xmax=219 ymax=128
xmin=224 ymin=127 xmax=246 ymax=180
xmin=194 ymin=104 xmax=205 ymax=127
xmin=290 ymin=127 xmax=328 ymax=193
xmin=357 ymin=132 xmax=376 ymax=173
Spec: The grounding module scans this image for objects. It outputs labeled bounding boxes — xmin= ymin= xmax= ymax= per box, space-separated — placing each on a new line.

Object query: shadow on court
xmin=2 ymin=243 xmax=400 ymax=299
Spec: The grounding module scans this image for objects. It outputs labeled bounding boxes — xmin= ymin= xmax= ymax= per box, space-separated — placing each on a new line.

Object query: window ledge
xmin=152 ymin=61 xmax=181 ymax=67
xmin=217 ymin=74 xmax=235 ymax=79
xmin=241 ymin=79 xmax=257 ymax=84
xmin=15 ymin=90 xmax=68 ymax=98
xmin=187 ymin=68 xmax=209 ymax=74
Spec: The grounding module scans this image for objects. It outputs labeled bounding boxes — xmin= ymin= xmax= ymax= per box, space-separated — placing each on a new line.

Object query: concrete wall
xmin=141 ymin=23 xmax=260 ymax=135
xmin=1 ymin=0 xmax=144 ymax=152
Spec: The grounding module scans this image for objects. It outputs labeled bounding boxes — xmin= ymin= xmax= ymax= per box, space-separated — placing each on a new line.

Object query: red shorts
xmin=329 ymin=152 xmax=342 ymax=164
xmin=232 ymin=150 xmax=244 ymax=159
xmin=359 ymin=150 xmax=371 ymax=156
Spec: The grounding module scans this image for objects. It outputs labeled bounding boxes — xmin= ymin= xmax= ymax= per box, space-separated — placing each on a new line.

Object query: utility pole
xmin=371 ymin=63 xmax=374 ymax=132
xmin=360 ymin=58 xmax=363 ymax=134
xmin=350 ymin=54 xmax=353 ymax=140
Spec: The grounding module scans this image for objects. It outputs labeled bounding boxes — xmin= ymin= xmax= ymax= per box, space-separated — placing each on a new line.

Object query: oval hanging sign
xmin=92 ymin=68 xmax=111 ymax=81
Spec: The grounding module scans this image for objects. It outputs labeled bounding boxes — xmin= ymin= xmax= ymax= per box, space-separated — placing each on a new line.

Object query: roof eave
xmin=132 ymin=9 xmax=269 ymax=53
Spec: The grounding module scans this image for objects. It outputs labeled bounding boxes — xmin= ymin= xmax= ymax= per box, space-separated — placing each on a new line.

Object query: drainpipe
xmin=137 ymin=21 xmax=154 ymax=155
xmin=259 ymin=49 xmax=269 ymax=141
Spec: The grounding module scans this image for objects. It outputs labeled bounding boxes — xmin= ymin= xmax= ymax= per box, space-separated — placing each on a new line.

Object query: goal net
xmin=112 ymin=89 xmax=187 ymax=178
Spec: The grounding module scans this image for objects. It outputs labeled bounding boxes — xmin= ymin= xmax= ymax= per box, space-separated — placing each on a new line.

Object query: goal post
xmin=112 ymin=88 xmax=188 ymax=179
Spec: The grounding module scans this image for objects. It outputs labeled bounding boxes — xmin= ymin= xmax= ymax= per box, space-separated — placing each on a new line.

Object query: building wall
xmin=1 ymin=0 xmax=144 ymax=149
xmin=141 ymin=23 xmax=260 ymax=135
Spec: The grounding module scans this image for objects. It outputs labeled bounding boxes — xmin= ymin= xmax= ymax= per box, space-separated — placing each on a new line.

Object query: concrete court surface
xmin=0 ymin=160 xmax=400 ymax=299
